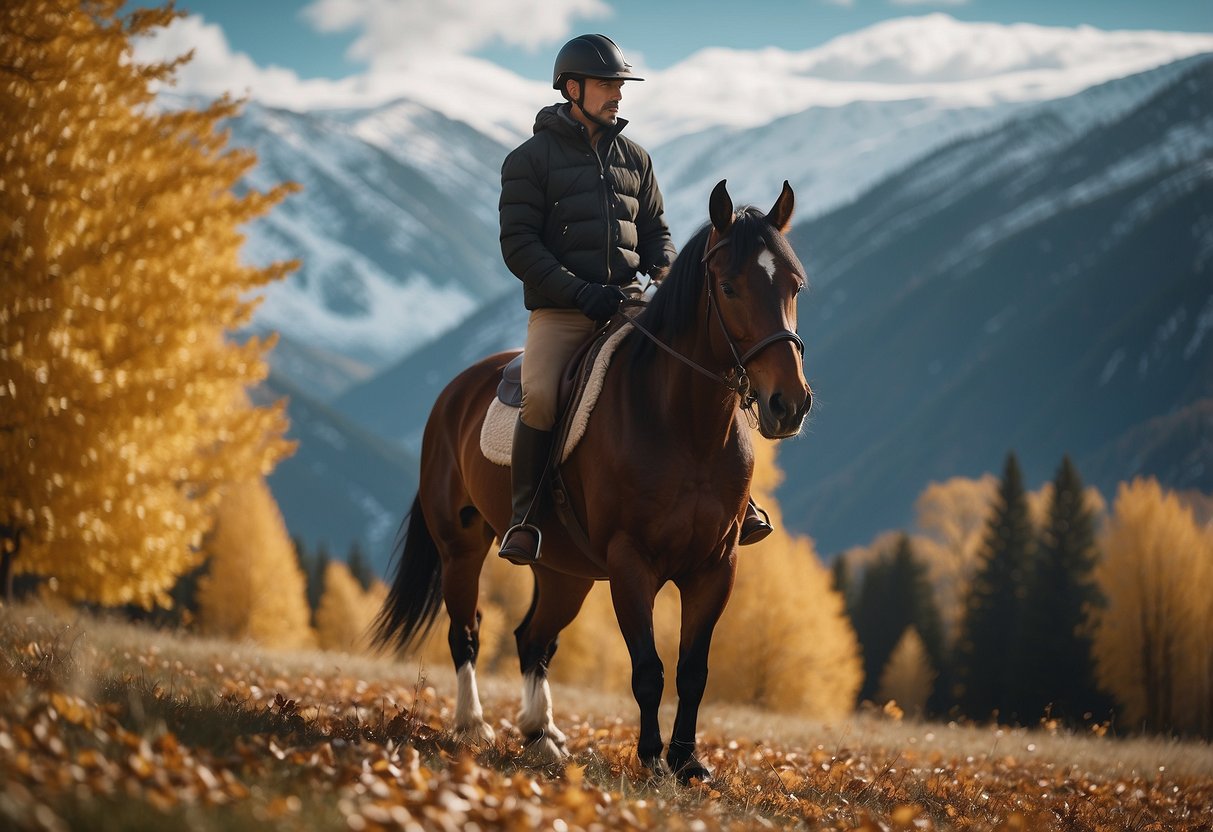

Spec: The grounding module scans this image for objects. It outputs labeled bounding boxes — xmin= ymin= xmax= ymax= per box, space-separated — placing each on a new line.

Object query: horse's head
xmin=704 ymin=180 xmax=812 ymax=439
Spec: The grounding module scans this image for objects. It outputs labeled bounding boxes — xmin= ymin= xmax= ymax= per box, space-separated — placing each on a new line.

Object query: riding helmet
xmin=552 ymin=34 xmax=645 ymax=90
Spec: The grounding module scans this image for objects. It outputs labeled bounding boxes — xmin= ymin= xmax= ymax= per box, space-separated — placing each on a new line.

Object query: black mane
xmin=630 ymin=206 xmax=798 ymax=366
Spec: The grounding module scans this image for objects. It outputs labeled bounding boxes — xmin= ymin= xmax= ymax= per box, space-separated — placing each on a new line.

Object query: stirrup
xmin=739 ymin=505 xmax=773 ymax=547
xmin=499 ymin=522 xmax=543 ymax=565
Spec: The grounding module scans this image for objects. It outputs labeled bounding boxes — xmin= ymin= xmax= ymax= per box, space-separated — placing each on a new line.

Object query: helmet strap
xmin=572 ymin=77 xmax=612 ymax=131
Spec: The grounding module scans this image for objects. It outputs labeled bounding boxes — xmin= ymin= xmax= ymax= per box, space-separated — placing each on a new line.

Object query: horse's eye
xmin=795 ymin=283 xmax=805 ymax=295
xmin=720 ymin=282 xmax=737 ymax=298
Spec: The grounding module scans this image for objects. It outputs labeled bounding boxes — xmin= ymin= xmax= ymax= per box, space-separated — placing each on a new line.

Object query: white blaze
xmin=758 ymin=249 xmax=777 ymax=283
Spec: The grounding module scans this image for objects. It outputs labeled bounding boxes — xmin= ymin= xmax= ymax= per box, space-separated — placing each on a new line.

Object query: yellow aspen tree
xmin=1091 ymin=478 xmax=1213 ymax=735
xmin=196 ymin=478 xmax=314 ymax=649
xmin=709 ymin=437 xmax=862 ymax=716
xmin=315 ymin=561 xmax=390 ymax=654
xmin=0 ymin=0 xmax=296 ymax=607
xmin=876 ymin=628 xmax=936 ymax=718
xmin=914 ymin=475 xmax=998 ymax=641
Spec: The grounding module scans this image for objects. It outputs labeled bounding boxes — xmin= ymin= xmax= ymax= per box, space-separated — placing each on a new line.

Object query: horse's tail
xmin=371 ymin=494 xmax=444 ymax=653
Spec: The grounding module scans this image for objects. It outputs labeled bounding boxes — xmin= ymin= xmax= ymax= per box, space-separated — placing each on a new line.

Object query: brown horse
xmin=373 ymin=179 xmax=811 ymax=782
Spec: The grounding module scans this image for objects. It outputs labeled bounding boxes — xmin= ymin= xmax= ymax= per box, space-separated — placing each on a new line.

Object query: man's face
xmin=570 ymin=78 xmax=625 ymax=123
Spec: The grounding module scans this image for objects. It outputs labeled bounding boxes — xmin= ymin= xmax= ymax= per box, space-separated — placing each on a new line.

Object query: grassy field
xmin=1 ymin=604 xmax=1210 ymax=831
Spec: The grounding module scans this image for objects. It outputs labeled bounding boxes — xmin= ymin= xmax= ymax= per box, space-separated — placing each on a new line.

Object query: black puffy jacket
xmin=499 ymin=103 xmax=676 ymax=310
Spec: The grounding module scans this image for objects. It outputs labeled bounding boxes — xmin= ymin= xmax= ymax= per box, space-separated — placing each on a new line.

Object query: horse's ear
xmin=709 ymin=179 xmax=734 ymax=235
xmin=767 ymin=180 xmax=794 ymax=233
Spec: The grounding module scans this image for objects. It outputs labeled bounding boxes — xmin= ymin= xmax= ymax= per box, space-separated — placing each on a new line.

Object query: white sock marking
xmin=519 ymin=673 xmax=554 ymax=736
xmin=455 ymin=663 xmax=485 ymax=729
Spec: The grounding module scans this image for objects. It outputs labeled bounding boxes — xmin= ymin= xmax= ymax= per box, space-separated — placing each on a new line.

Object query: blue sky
xmin=168 ymin=0 xmax=1211 ymax=83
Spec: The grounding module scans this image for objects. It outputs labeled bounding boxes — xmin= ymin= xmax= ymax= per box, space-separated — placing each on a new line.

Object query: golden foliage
xmin=315 ymin=561 xmax=388 ymax=654
xmin=877 ymin=628 xmax=936 ymax=718
xmin=913 ymin=475 xmax=998 ymax=641
xmin=709 ymin=437 xmax=862 ymax=716
xmin=0 ymin=0 xmax=296 ymax=607
xmin=1091 ymin=478 xmax=1213 ymax=735
xmin=196 ymin=478 xmax=314 ymax=650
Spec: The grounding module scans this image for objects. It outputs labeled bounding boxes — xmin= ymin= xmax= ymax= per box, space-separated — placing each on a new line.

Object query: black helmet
xmin=552 ymin=34 xmax=644 ymax=91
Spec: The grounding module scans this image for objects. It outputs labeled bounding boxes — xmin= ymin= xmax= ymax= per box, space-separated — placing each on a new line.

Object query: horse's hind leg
xmin=514 ymin=568 xmax=593 ymax=764
xmin=439 ymin=509 xmax=497 ymax=746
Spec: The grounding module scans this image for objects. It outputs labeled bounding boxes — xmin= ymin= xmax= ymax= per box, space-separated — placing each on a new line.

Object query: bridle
xmin=624 ymin=232 xmax=804 ymax=411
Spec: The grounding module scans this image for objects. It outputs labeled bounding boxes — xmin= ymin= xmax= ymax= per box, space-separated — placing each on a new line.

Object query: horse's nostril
xmin=769 ymin=392 xmax=787 ymax=420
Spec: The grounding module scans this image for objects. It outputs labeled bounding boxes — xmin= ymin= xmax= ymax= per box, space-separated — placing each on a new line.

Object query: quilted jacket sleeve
xmin=499 ymin=143 xmax=585 ymax=307
xmin=635 ymin=151 xmax=677 ymax=276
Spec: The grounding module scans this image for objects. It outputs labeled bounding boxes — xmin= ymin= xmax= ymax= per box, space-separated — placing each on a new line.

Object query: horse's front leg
xmin=668 ymin=555 xmax=736 ymax=784
xmin=608 ymin=542 xmax=667 ymax=776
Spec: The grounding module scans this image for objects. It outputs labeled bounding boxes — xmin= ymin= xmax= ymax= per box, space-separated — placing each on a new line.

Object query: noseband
xmin=625 ymin=233 xmax=804 ymax=411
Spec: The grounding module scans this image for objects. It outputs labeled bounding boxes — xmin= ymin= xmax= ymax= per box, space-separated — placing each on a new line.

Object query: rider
xmin=497 ymin=34 xmax=774 ymax=565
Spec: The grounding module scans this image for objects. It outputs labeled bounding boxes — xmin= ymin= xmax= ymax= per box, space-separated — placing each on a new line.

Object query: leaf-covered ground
xmin=1 ymin=606 xmax=1210 ymax=831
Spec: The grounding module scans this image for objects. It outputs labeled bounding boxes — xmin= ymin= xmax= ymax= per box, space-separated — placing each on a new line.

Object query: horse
xmin=373 ymin=179 xmax=812 ymax=783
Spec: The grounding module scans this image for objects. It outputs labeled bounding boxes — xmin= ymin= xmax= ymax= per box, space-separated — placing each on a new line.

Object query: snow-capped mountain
xmin=230 ymin=99 xmax=513 ymax=371
xmin=214 ymin=17 xmax=1213 ymax=387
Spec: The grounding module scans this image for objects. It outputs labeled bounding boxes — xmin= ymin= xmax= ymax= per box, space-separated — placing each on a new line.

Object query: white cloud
xmin=302 ymin=0 xmax=611 ymax=68
xmin=134 ymin=11 xmax=1213 ymax=147
xmin=821 ymin=0 xmax=856 ymax=7
xmin=889 ymin=0 xmax=970 ymax=5
xmin=133 ymin=13 xmax=552 ymax=142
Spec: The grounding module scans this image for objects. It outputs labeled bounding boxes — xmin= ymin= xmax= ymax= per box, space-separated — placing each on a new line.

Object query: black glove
xmin=575 ymin=282 xmax=626 ymax=321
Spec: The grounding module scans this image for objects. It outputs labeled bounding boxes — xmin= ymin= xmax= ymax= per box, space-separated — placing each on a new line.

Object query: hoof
xmin=672 ymin=756 xmax=712 ymax=785
xmin=453 ymin=720 xmax=496 ymax=748
xmin=544 ymin=723 xmax=568 ymax=747
xmin=521 ymin=733 xmax=568 ymax=767
xmin=639 ymin=754 xmax=671 ymax=779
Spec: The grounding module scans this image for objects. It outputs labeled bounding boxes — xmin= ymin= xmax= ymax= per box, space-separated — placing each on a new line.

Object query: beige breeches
xmin=520 ymin=308 xmax=597 ymax=431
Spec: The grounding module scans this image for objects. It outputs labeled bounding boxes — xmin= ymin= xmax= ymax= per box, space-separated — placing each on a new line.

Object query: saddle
xmin=480 ymin=314 xmax=633 ymax=467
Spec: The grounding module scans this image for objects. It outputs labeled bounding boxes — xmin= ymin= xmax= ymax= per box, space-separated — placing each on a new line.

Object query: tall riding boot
xmin=498 ymin=420 xmax=555 ymax=565
xmin=739 ymin=496 xmax=774 ymax=546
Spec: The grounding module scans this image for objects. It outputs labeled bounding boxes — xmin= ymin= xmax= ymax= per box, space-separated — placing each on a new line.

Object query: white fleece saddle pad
xmin=480 ymin=321 xmax=633 ymax=466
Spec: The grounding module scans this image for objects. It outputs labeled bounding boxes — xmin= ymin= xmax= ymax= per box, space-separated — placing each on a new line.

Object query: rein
xmin=622 ymin=233 xmax=804 ymax=411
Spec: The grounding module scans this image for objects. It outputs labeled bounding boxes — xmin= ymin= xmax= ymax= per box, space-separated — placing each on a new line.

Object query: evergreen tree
xmin=346 ymin=541 xmax=375 ymax=590
xmin=1020 ymin=456 xmax=1109 ymax=722
xmin=308 ymin=543 xmax=331 ymax=615
xmin=853 ymin=534 xmax=945 ymax=704
xmin=955 ymin=452 xmax=1036 ymax=722
xmin=0 ymin=1 xmax=296 ymax=607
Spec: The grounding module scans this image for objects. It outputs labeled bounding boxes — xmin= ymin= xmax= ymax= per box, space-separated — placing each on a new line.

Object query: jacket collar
xmin=534 ymin=103 xmax=627 ymax=145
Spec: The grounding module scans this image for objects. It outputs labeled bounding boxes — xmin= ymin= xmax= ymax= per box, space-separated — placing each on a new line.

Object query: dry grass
xmin=2 ymin=602 xmax=1211 ymax=831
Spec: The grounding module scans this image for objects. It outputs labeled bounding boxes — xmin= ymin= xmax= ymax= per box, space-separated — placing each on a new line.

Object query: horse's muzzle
xmin=758 ymin=386 xmax=812 ymax=439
